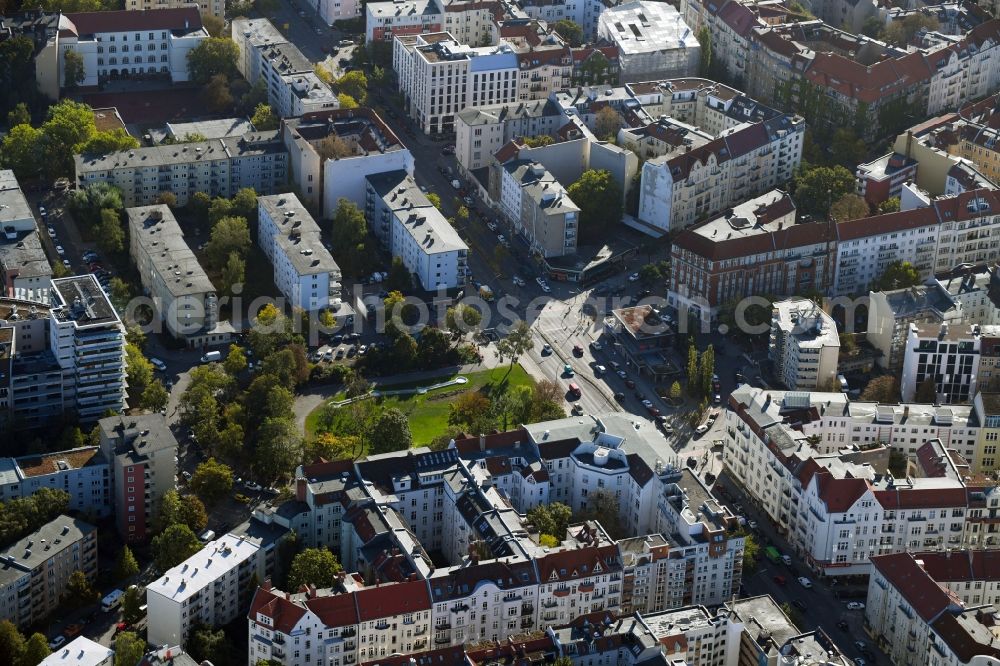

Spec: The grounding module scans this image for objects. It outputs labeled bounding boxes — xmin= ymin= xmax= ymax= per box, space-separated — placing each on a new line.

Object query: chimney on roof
xmin=479 ymin=433 xmax=486 ymax=451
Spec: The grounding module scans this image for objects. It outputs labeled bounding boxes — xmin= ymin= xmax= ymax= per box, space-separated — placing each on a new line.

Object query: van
xmin=149 ymin=357 xmax=167 ymax=372
xmin=781 ymin=554 xmax=792 ymax=566
xmin=101 ymin=589 xmax=124 ymax=612
xmin=568 ymin=383 xmax=582 ymax=398
xmin=200 ymin=351 xmax=222 ymax=364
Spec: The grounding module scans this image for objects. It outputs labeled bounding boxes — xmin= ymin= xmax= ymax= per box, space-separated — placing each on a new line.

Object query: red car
xmin=625 ymin=379 xmax=636 ymax=389
xmin=647 ymin=406 xmax=661 ymax=417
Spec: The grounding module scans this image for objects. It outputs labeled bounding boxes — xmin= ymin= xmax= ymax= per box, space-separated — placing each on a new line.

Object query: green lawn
xmin=305 ymin=364 xmax=533 ymax=445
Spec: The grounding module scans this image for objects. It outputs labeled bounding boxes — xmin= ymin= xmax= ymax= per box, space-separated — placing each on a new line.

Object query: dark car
xmin=614 ymin=392 xmax=626 ymax=403
xmin=792 ymin=599 xmax=808 ymax=612
xmin=837 ymin=621 xmax=850 ymax=632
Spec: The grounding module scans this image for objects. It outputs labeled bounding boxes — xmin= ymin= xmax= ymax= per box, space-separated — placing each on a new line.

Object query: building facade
xmin=769 ymin=298 xmax=841 ymax=391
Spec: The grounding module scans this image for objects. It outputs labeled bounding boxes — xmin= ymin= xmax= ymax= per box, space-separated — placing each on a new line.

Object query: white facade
xmin=901 ymin=322 xmax=994 ymax=404
xmin=769 ymin=298 xmax=841 ymax=391
xmin=0 ymin=448 xmax=109 ymax=517
xmin=58 ymin=9 xmax=207 ymax=88
xmin=597 ymin=2 xmax=700 ymax=83
xmin=519 ymin=0 xmax=611 ymax=41
xmin=318 ymin=0 xmax=362 ymax=26
xmin=147 ymin=533 xmax=269 ymax=647
xmin=39 ymin=637 xmax=113 ymax=666
xmin=257 ymin=194 xmax=342 ymax=312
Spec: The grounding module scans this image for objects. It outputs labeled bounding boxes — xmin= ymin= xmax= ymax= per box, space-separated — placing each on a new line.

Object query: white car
xmin=540 ymin=284 xmax=551 ymax=293
xmin=48 ymin=636 xmax=66 ymax=650
xmin=846 ymin=602 xmax=865 ymax=610
xmin=695 ymin=424 xmax=709 ymax=435
xmin=798 ymin=577 xmax=813 ymax=589
xmin=628 ymin=272 xmax=640 ymax=282
xmin=55 ymin=245 xmax=65 ymax=256
xmin=487 ymin=222 xmax=498 ymax=231
xmin=245 ymin=482 xmax=263 ymax=491
xmin=591 ymin=341 xmax=603 ymax=351
xmin=616 ymin=370 xmax=627 ymax=379
xmin=62 ymin=259 xmax=71 ymax=269
xmin=595 ymin=365 xmax=606 ymax=375
xmin=641 ymin=399 xmax=653 ymax=408
xmin=46 ymin=225 xmax=55 ymax=236
xmin=535 ymin=277 xmax=547 ymax=287
xmin=541 ymin=344 xmax=552 ymax=355
xmin=497 ymin=234 xmax=506 ymax=243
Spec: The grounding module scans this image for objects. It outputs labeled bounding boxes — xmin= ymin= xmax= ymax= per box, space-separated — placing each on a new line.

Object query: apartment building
xmin=867 ymin=285 xmax=963 ymax=372
xmin=282 ymin=109 xmax=414 ymax=218
xmin=0 ymin=448 xmax=108 ymax=516
xmin=316 ymin=0 xmax=361 ymax=27
xmin=40 ymin=637 xmax=113 ymax=666
xmin=147 ymin=531 xmax=275 ymax=647
xmin=230 ymin=19 xmax=338 ymax=119
xmin=973 ymin=393 xmax=1000 ymax=474
xmin=126 ymin=0 xmax=223 ymax=19
xmin=364 ymin=171 xmax=468 ymax=290
xmin=934 ymin=263 xmax=1000 ymax=327
xmin=393 ymin=32 xmax=571 ymax=135
xmin=58 ymin=8 xmax=207 ymax=88
xmin=867 ymin=551 xmax=1000 ymax=666
xmin=518 ymin=0 xmax=617 ymax=41
xmin=668 ymin=191 xmax=835 ymax=322
xmin=454 ymin=99 xmax=564 ymax=172
xmin=0 ymin=170 xmax=51 ymax=300
xmin=725 ymin=385 xmax=997 ymax=576
xmin=257 ymin=194 xmax=342 ymax=312
xmin=597 ymin=2 xmax=699 ymax=83
xmin=769 ymin=298 xmax=841 ymax=391
xmin=75 ymin=132 xmax=288 ymax=208
xmin=366 ymin=0 xmax=442 ymax=43
xmin=127 ymin=205 xmax=223 ymax=346
xmin=636 ymin=112 xmax=804 ymax=234
xmin=0 ymin=516 xmax=97 ymax=628
xmin=856 ymin=153 xmax=919 ymax=208
xmin=901 ymin=322 xmax=999 ymax=404
xmin=98 ymin=414 xmax=178 ymax=542
xmin=49 ymin=276 xmax=127 ymax=421
xmin=494 ymin=160 xmax=579 ymax=258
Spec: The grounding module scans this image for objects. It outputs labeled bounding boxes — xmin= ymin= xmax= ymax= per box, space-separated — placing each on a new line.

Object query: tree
xmin=860 ymin=375 xmax=900 ymax=403
xmin=446 ymin=304 xmax=482 ymax=336
xmin=0 ymin=621 xmax=25 ymax=666
xmin=188 ymin=625 xmax=233 ymax=666
xmin=224 ymin=345 xmax=248 ymax=375
xmin=40 ymin=100 xmax=99 ymax=178
xmin=699 ymin=345 xmax=715 ymax=398
xmin=187 ymin=37 xmax=239 ymax=84
xmin=841 ymin=332 xmax=858 ymax=354
xmin=686 ymin=343 xmax=699 ymax=397
xmin=829 ymin=194 xmax=869 ymax=222
xmin=552 ymin=19 xmax=583 ymax=46
xmin=20 ymin=632 xmax=48 ymax=666
xmin=205 ymin=215 xmax=250 ymax=268
xmin=878 ymin=197 xmax=901 ymax=214
xmin=0 ymin=124 xmax=42 ymax=179
xmin=156 ymin=191 xmax=178 ymax=208
xmin=0 ymin=36 xmax=35 ymax=124
xmin=697 ymin=26 xmax=712 ymax=76
xmin=152 ymin=524 xmax=202 ymax=571
xmin=202 ymin=73 xmax=233 ymax=113
xmin=576 ymin=489 xmax=623 ymax=538
xmin=369 ymin=408 xmax=412 ymax=454
xmin=427 ymin=192 xmax=442 ymax=209
xmin=202 ymin=12 xmax=225 ymax=37
xmin=208 ymin=196 xmax=234 ymax=226
xmin=385 ymin=256 xmax=413 ymax=293
xmin=76 ymin=128 xmax=139 ymax=156
xmin=743 ymin=533 xmax=760 ymax=572
xmin=371 ymin=64 xmax=388 ymax=85
xmin=522 ymin=135 xmax=554 ymax=147
xmin=254 ymin=417 xmax=304 ymax=481
xmin=448 ymin=391 xmax=495 ymax=434
xmin=315 ymin=134 xmax=354 ymax=161
xmin=63 ymin=570 xmax=97 ymax=608
xmin=125 ymin=343 xmax=154 ymax=408
xmin=793 ymin=165 xmax=855 ymax=216
xmin=329 ymin=198 xmax=369 ymax=275
xmin=190 ymin=458 xmax=234 ymax=506
xmin=335 ymin=70 xmax=368 ymax=105
xmin=286 ymin=547 xmax=343 ymax=590
xmin=637 ymin=263 xmax=662 ymax=285
xmin=6 ymin=103 xmax=29 ymax=129
xmin=872 ymin=260 xmax=920 ymax=291
xmin=220 ymin=251 xmax=246 ymax=295
xmin=594 ymin=106 xmax=621 ymax=141
xmin=526 ymin=502 xmax=572 ymax=539
xmin=916 ymin=377 xmax=937 ymax=403
xmin=121 ymin=585 xmax=143 ymax=625
xmin=97 ymin=207 xmax=125 ymax=255
xmin=860 ymin=15 xmax=883 ymax=38
xmin=881 ymin=14 xmax=939 ymax=47
xmin=115 ymin=546 xmax=139 ymax=581
xmin=63 ymin=49 xmax=85 ymax=88
xmin=780 ymin=602 xmax=802 ymax=629
xmin=68 ymin=182 xmax=123 ymax=226
xmin=830 ymin=128 xmax=866 ymax=167
xmin=114 ymin=632 xmax=145 ymax=666
xmin=496 ymin=320 xmax=533 ymax=378
xmin=567 ymin=169 xmax=622 ymax=243
xmin=158 ymin=490 xmax=208 ymax=533
xmin=250 ymin=103 xmax=279 ymax=131
xmin=670 ymin=381 xmax=682 ymax=401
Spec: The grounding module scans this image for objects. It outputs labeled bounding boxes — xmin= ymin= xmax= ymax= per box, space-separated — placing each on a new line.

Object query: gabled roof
xmin=534 ymin=543 xmax=621 ymax=583
xmin=873 ymin=486 xmax=969 ymax=510
xmin=870 ymin=552 xmax=957 ymax=622
xmin=355 ymin=579 xmax=432 ymax=621
xmin=248 ymin=587 xmax=308 ymax=634
xmin=836 ymin=206 xmax=938 ymax=241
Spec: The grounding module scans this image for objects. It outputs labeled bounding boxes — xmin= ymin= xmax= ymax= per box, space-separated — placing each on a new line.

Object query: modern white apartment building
xmin=495 ymin=159 xmax=579 ymax=258
xmin=127 ymin=205 xmax=222 ymax=346
xmin=282 ymin=109 xmax=414 ymax=218
xmin=901 ymin=322 xmax=999 ymax=404
xmin=597 ymin=2 xmax=700 ymax=83
xmin=0 ymin=516 xmax=97 ymax=628
xmin=0 ymin=170 xmax=50 ymax=300
xmin=867 ymin=550 xmax=1000 ymax=666
xmin=393 ymin=32 xmax=571 ymax=135
xmin=147 ymin=532 xmax=271 ymax=647
xmin=725 ymin=385 xmax=999 ymax=576
xmin=257 ymin=194 xmax=342 ymax=312
xmin=364 ymin=171 xmax=468 ymax=290
xmin=867 ymin=284 xmax=963 ymax=372
xmin=769 ymin=298 xmax=841 ymax=391
xmin=230 ymin=19 xmax=338 ymax=119
xmin=49 ymin=276 xmax=127 ymax=422
xmin=98 ymin=414 xmax=178 ymax=542
xmin=58 ymin=8 xmax=207 ymax=88
xmin=40 ymin=636 xmax=113 ymax=666
xmin=0 ymin=448 xmax=108 ymax=516
xmin=366 ymin=0 xmax=442 ymax=43
xmin=75 ymin=132 xmax=288 ymax=208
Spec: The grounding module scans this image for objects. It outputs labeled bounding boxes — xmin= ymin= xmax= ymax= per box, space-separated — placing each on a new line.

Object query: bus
xmin=568 ymin=383 xmax=582 ymax=398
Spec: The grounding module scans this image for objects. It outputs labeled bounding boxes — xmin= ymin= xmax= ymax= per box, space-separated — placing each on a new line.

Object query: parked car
xmin=628 ymin=272 xmax=640 ymax=282
xmin=55 ymin=245 xmax=65 ymax=256
xmin=591 ymin=340 xmax=603 ymax=351
xmin=798 ymin=577 xmax=813 ymax=589
xmin=773 ymin=575 xmax=787 ymax=586
xmin=846 ymin=602 xmax=865 ymax=610
xmin=541 ymin=344 xmax=552 ymax=355
xmin=48 ymin=636 xmax=66 ymax=650
xmin=792 ymin=599 xmax=808 ymax=612
xmin=487 ymin=221 xmax=497 ymax=231
xmin=695 ymin=424 xmax=708 ymax=436
xmin=572 ymin=344 xmax=583 ymax=356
